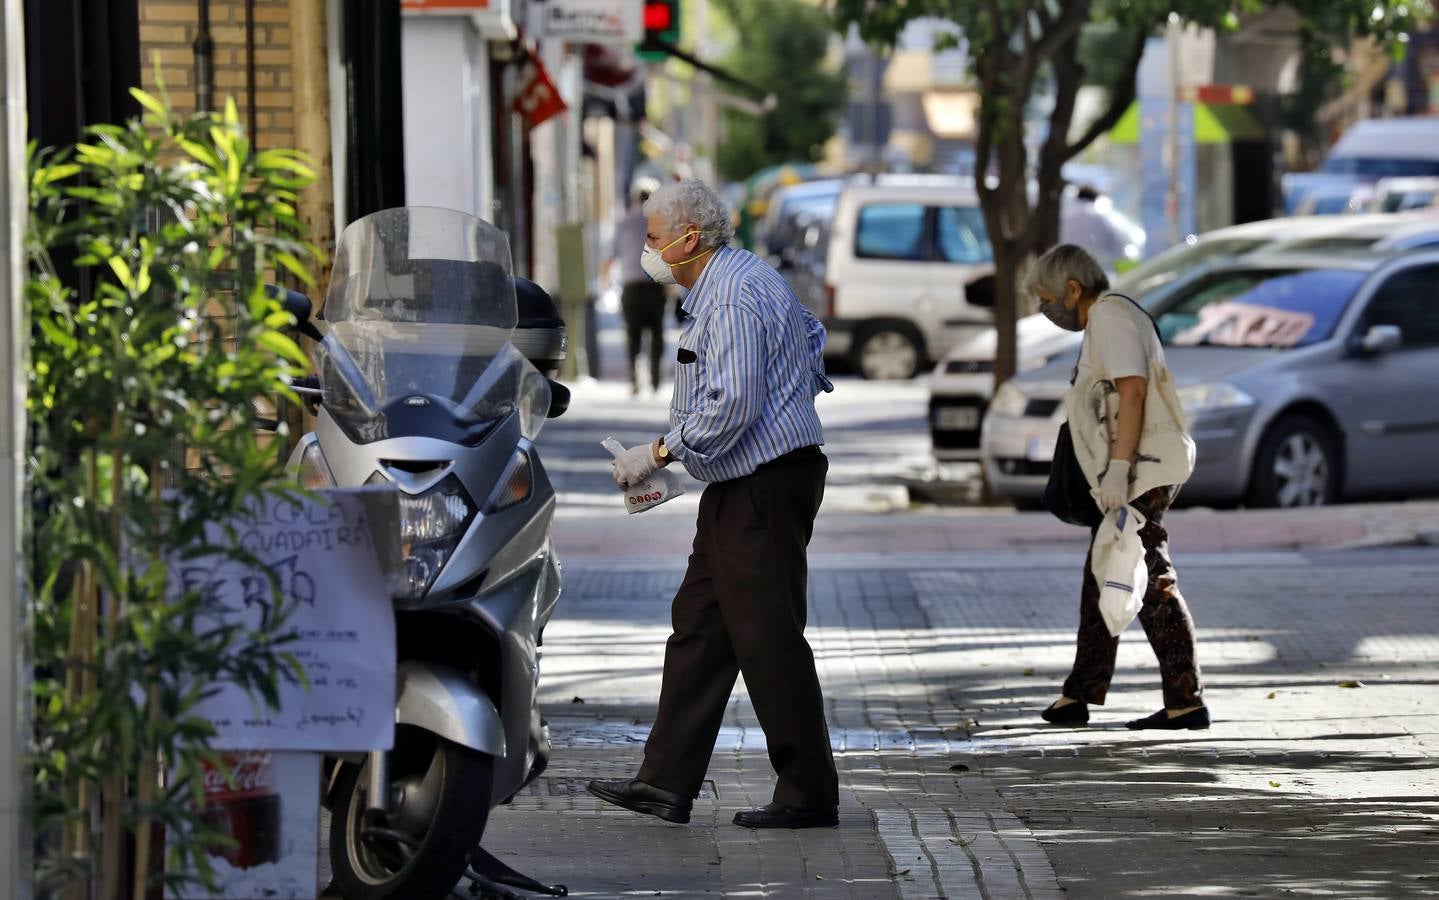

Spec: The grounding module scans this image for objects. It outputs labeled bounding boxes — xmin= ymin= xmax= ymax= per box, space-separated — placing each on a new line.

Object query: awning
xmin=1109 ymin=100 xmax=1267 ymax=145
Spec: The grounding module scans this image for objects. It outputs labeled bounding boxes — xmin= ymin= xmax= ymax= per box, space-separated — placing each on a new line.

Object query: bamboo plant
xmin=26 ymin=88 xmax=322 ymax=899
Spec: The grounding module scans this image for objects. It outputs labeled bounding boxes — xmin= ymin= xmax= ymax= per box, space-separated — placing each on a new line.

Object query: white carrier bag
xmin=601 ymin=437 xmax=687 ymax=514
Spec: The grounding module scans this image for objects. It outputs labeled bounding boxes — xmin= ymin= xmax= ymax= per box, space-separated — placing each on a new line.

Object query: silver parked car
xmin=930 ymin=212 xmax=1439 ymax=462
xmin=982 ymin=250 xmax=1439 ymax=507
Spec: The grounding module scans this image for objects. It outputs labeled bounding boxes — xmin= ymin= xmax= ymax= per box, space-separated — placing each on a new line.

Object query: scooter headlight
xmin=382 ymin=475 xmax=477 ymax=600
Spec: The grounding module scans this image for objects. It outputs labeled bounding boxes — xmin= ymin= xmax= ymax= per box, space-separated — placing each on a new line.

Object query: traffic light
xmin=637 ymin=0 xmax=679 ymax=62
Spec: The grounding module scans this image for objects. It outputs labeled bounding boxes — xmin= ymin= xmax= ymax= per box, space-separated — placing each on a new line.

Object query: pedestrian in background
xmin=1028 ymin=244 xmax=1210 ymax=731
xmin=609 ymin=177 xmax=668 ymax=395
xmin=588 ymin=179 xmax=841 ymax=829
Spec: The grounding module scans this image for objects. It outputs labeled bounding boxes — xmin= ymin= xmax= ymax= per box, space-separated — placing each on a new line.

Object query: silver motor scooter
xmin=287 ymin=207 xmax=569 ymax=899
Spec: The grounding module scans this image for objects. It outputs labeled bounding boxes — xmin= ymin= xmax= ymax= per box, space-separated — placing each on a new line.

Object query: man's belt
xmin=755 ymin=446 xmax=823 ymax=470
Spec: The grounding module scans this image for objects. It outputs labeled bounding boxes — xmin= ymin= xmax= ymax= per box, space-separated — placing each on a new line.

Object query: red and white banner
xmin=514 ymin=47 xmax=568 ymax=131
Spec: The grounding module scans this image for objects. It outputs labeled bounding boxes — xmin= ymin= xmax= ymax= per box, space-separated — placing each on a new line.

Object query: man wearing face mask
xmin=1027 ymin=244 xmax=1206 ymax=732
xmin=588 ymin=179 xmax=841 ymax=830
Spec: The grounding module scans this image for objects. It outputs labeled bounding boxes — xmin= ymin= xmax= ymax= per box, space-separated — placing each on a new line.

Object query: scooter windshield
xmin=316 ymin=207 xmax=523 ymax=444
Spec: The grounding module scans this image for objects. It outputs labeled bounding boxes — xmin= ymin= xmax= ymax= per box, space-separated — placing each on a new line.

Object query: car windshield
xmin=1259 ymin=236 xmax=1384 ymax=258
xmin=1381 ymin=190 xmax=1437 ymax=212
xmin=1155 ymin=268 xmax=1368 ymax=350
xmin=1113 ymin=237 xmax=1270 ymax=299
xmin=1321 ymin=157 xmax=1439 ymax=178
xmin=1308 ymin=194 xmax=1353 ymax=215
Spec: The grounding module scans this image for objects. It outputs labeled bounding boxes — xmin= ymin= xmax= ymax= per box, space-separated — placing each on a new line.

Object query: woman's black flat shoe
xmin=1041 ymin=700 xmax=1089 ymax=726
xmin=1126 ymin=707 xmax=1210 ymax=730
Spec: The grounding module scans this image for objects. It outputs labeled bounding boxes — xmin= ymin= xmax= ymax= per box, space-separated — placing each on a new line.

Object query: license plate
xmin=1027 ymin=435 xmax=1057 ymax=462
xmin=935 ymin=407 xmax=979 ymax=431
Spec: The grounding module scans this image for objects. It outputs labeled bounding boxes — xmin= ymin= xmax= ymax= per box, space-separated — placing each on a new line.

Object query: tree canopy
xmin=715 ymin=0 xmax=848 ymax=182
xmin=832 ymin=0 xmax=1429 ymax=387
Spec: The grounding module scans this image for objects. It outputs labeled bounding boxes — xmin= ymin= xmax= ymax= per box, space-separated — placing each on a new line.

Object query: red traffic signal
xmin=643 ymin=2 xmax=672 ymax=31
xmin=639 ymin=0 xmax=679 ymax=61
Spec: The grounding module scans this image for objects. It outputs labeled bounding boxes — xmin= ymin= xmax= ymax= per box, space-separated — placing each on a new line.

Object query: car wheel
xmin=1248 ymin=415 xmax=1339 ymax=508
xmin=854 ymin=325 xmax=922 ymax=380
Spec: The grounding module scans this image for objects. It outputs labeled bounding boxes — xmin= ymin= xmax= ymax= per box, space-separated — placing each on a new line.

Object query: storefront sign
xmin=401 ymin=0 xmax=491 ymax=8
xmin=402 ymin=0 xmax=517 ymax=39
xmin=538 ymin=0 xmax=642 ymax=44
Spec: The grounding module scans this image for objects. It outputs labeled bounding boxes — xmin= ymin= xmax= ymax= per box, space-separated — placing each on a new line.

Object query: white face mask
xmin=641 ymin=243 xmax=679 ymax=285
xmin=641 ymin=231 xmax=710 ymax=285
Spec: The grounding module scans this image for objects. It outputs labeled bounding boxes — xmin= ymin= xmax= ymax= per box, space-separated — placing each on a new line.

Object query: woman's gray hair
xmin=645 ymin=179 xmax=735 ymax=250
xmin=1023 ymin=243 xmax=1110 ymax=300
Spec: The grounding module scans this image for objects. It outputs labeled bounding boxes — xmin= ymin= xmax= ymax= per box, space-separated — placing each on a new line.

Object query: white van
xmin=823 ymin=179 xmax=995 ymax=379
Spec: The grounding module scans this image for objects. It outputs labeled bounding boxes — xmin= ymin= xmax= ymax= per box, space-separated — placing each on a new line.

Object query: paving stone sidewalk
xmin=480 ymin=548 xmax=1439 ymax=899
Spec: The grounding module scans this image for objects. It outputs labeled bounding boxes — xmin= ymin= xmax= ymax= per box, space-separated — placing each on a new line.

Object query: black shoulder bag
xmin=1042 ymin=293 xmax=1159 ymax=528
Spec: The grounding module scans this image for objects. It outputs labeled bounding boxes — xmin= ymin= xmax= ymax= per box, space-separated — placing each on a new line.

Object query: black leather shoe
xmin=733 ymin=802 xmax=838 ymax=829
xmin=1041 ymin=700 xmax=1089 ymax=726
xmin=587 ymin=778 xmax=692 ymax=824
xmin=1126 ymin=707 xmax=1211 ymax=730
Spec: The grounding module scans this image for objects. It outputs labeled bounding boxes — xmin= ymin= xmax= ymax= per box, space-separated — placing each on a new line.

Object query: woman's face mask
xmin=641 ymin=230 xmax=710 ymax=285
xmin=1037 ymin=281 xmax=1083 ymax=332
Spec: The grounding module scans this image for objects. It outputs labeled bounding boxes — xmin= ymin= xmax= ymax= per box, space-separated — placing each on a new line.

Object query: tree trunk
xmin=991 ymin=239 xmax=1022 ymax=394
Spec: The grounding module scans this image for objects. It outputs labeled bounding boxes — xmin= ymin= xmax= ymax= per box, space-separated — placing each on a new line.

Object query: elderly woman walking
xmin=1027 ymin=244 xmax=1211 ymax=730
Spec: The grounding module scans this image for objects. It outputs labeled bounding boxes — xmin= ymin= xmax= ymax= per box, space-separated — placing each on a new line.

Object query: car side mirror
xmin=1359 ymin=324 xmax=1403 ymax=356
xmin=266 ymin=284 xmax=324 ymax=342
xmin=547 ymin=379 xmax=570 ymax=419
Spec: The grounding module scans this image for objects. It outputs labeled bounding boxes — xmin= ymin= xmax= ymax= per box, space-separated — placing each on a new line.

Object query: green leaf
xmin=35 ymin=164 xmax=82 ymax=186
xmin=130 ymin=87 xmax=169 ymax=119
xmin=256 ymin=331 xmax=309 ymax=366
xmin=177 ymin=139 xmax=219 ymax=171
xmin=75 ymin=143 xmax=114 ymax=166
xmin=256 ymin=150 xmax=317 ymax=180
xmin=108 ymin=255 xmax=135 ymax=291
xmin=272 ymin=252 xmax=315 ymax=286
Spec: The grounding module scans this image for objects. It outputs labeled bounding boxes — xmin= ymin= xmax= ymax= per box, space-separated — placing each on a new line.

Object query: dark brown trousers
xmin=637 ymin=452 xmax=839 ymax=811
xmin=1062 ymin=487 xmax=1205 ymax=710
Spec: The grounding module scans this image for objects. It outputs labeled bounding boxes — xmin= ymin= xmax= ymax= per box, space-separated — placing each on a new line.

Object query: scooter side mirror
xmin=265 ymin=284 xmax=324 ymax=342
xmin=547 ymin=380 xmax=570 ymax=419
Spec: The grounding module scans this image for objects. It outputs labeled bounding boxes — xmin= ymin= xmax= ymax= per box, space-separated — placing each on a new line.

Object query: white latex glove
xmin=1096 ymin=459 xmax=1132 ymax=513
xmin=611 ymin=442 xmax=659 ymax=488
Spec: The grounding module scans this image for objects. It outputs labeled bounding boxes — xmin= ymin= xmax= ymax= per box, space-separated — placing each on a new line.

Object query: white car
xmin=823 ymin=178 xmax=996 ymax=380
xmin=928 ymin=213 xmax=1439 ymax=461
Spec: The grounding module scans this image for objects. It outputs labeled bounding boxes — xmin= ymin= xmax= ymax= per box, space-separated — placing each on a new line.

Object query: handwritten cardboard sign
xmin=182 ymin=489 xmax=400 ymax=752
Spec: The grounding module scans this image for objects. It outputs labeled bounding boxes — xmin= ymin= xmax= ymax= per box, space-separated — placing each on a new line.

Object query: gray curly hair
xmin=645 ymin=179 xmax=735 ymax=250
xmin=1023 ymin=243 xmax=1110 ymax=300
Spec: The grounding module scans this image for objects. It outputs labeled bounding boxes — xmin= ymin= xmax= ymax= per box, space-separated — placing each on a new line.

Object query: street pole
xmin=1165 ymin=15 xmax=1181 ymax=248
xmin=195 ymin=0 xmax=215 ymax=113
xmin=0 ymin=0 xmax=31 ymax=895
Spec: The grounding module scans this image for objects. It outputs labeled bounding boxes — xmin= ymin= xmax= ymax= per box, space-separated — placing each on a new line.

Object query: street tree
xmin=831 ymin=0 xmax=1425 ymax=389
xmin=715 ymin=0 xmax=848 ymax=181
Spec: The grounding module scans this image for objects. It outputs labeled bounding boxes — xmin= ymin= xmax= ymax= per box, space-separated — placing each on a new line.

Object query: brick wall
xmin=138 ymin=0 xmax=296 ymax=151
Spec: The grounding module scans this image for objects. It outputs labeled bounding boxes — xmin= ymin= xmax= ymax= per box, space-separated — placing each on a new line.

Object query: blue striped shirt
xmin=663 ymin=246 xmax=833 ymax=483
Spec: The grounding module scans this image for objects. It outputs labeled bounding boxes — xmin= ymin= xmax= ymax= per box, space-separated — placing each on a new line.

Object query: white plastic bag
xmin=1090 ymin=504 xmax=1148 ymax=636
xmin=601 ymin=437 xmax=687 ymax=514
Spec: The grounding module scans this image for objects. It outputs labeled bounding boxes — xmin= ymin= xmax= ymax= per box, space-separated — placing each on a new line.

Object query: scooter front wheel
xmin=330 ymin=729 xmax=494 ymax=900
